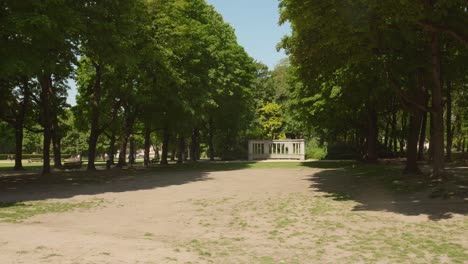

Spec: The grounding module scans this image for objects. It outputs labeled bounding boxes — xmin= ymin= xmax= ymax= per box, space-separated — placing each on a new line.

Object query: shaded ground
xmin=0 ymin=162 xmax=467 ymax=263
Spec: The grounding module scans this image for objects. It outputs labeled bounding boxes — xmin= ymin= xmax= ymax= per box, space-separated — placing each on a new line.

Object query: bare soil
xmin=0 ymin=167 xmax=467 ymax=263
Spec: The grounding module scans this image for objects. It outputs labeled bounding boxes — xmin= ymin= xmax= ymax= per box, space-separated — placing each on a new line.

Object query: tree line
xmin=0 ymin=0 xmax=264 ymax=174
xmin=278 ymin=0 xmax=468 ymax=177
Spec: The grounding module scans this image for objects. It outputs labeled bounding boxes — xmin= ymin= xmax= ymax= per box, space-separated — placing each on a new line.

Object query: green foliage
xmin=305 ymin=139 xmax=327 ymax=160
xmin=0 ymin=122 xmax=15 ymax=153
xmin=258 ymin=102 xmax=284 ymax=139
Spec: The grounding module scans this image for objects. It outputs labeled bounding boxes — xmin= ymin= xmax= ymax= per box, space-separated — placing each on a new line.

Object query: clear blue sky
xmin=206 ymin=0 xmax=290 ymax=68
xmin=67 ymin=0 xmax=290 ymax=106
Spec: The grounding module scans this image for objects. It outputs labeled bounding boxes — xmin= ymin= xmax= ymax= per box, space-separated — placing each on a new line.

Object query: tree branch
xmin=419 ymin=21 xmax=468 ymax=46
xmin=387 ymin=73 xmax=434 ymax=114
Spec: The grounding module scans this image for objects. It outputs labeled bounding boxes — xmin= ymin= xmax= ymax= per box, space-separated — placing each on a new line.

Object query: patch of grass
xmin=184 ymin=191 xmax=467 ymax=263
xmin=0 ymin=198 xmax=106 ymax=223
xmin=258 ymin=256 xmax=275 ymax=264
xmin=148 ymin=160 xmax=357 ymax=172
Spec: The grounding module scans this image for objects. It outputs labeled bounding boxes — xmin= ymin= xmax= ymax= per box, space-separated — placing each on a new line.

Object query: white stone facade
xmin=248 ymin=139 xmax=305 ymax=161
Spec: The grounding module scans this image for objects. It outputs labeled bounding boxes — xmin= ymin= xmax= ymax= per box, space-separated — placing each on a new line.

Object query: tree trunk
xmin=170 ymin=145 xmax=176 ymax=162
xmin=454 ymin=112 xmax=462 ymax=151
xmin=144 ymin=126 xmax=151 ymax=167
xmin=399 ymin=113 xmax=407 ymax=156
xmin=14 ymin=124 xmax=24 ymax=171
xmin=129 ymin=135 xmax=135 ymax=165
xmin=392 ymin=111 xmax=398 ymax=156
xmin=208 ymin=117 xmax=215 ymax=161
xmin=108 ymin=132 xmax=116 ymax=165
xmin=429 ymin=112 xmax=434 ymax=162
xmin=177 ymin=136 xmax=185 ymax=164
xmin=190 ymin=128 xmax=200 ymax=162
xmin=117 ymin=134 xmax=128 ymax=168
xmin=39 ymin=74 xmax=53 ymax=175
xmin=418 ymin=111 xmax=428 ymax=160
xmin=51 ymin=98 xmax=63 ymax=170
xmin=13 ymin=80 xmax=29 ymax=171
xmin=404 ymin=71 xmax=425 ymax=174
xmin=366 ymin=107 xmax=378 ymax=163
xmin=383 ymin=120 xmax=390 ymax=155
xmin=430 ymin=33 xmax=445 ymax=177
xmin=404 ymin=112 xmax=423 ymax=174
xmin=445 ymin=79 xmax=453 ymax=162
xmin=160 ymin=127 xmax=170 ymax=165
xmin=52 ymin=126 xmax=62 ymax=169
xmin=87 ymin=64 xmax=102 ymax=171
xmin=418 ymin=86 xmax=429 ymax=161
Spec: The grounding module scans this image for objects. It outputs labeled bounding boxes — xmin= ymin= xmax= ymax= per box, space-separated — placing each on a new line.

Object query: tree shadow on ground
xmin=0 ymin=166 xmax=229 ymax=203
xmin=304 ymin=162 xmax=468 ymax=221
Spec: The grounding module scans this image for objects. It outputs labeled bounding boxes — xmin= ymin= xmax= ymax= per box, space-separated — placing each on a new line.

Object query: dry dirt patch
xmin=0 ymin=168 xmax=466 ymax=264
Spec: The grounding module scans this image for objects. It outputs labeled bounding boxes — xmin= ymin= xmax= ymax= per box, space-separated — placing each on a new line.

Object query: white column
xmin=300 ymin=141 xmax=305 ymax=160
xmin=248 ymin=141 xmax=253 ymax=161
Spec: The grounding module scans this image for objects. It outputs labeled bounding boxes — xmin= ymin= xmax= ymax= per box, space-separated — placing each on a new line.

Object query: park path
xmin=0 ymin=167 xmax=466 ymax=263
xmin=0 ymin=168 xmax=314 ymax=263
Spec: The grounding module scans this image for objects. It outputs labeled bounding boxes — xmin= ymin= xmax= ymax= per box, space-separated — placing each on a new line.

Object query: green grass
xmin=149 ymin=160 xmax=356 ymax=172
xmin=185 ymin=192 xmax=467 ymax=264
xmin=0 ymin=198 xmax=106 ymax=223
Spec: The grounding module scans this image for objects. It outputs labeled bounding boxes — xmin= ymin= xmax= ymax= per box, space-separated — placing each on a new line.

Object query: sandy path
xmin=0 ymin=169 xmax=315 ymax=263
xmin=0 ymin=168 xmax=466 ymax=264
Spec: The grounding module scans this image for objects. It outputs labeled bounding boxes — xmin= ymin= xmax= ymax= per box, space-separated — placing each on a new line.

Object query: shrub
xmin=305 ymin=139 xmax=327 ymax=160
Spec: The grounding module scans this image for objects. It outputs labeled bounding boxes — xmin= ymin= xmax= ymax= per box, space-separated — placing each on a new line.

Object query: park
xmin=0 ymin=0 xmax=467 ymax=263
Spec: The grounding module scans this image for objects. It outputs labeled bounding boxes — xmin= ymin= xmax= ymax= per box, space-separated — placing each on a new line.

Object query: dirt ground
xmin=0 ymin=167 xmax=467 ymax=264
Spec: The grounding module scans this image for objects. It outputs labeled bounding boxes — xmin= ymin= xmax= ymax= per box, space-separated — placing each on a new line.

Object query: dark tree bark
xmin=190 ymin=127 xmax=200 ymax=162
xmin=117 ymin=134 xmax=128 ymax=168
xmin=366 ymin=107 xmax=378 ymax=163
xmin=108 ymin=132 xmax=116 ymax=165
xmin=144 ymin=126 xmax=151 ymax=167
xmin=170 ymin=144 xmax=176 ymax=162
xmin=39 ymin=74 xmax=53 ymax=175
xmin=418 ymin=87 xmax=429 ymax=161
xmin=454 ymin=112 xmax=462 ymax=151
xmin=13 ymin=80 xmax=30 ymax=171
xmin=51 ymin=93 xmax=63 ymax=170
xmin=391 ymin=111 xmax=398 ymax=156
xmin=129 ymin=135 xmax=135 ymax=165
xmin=51 ymin=125 xmax=62 ymax=169
xmin=87 ymin=63 xmax=102 ymax=171
xmin=117 ymin=112 xmax=135 ymax=167
xmin=429 ymin=111 xmax=435 ymax=162
xmin=208 ymin=117 xmax=215 ymax=161
xmin=430 ymin=33 xmax=445 ymax=177
xmin=418 ymin=111 xmax=428 ymax=160
xmin=445 ymin=79 xmax=453 ymax=162
xmin=399 ymin=113 xmax=408 ymax=156
xmin=404 ymin=112 xmax=423 ymax=174
xmin=404 ymin=71 xmax=425 ymax=174
xmin=14 ymin=124 xmax=24 ymax=171
xmin=177 ymin=135 xmax=185 ymax=164
xmin=383 ymin=120 xmax=390 ymax=154
xmin=160 ymin=127 xmax=170 ymax=165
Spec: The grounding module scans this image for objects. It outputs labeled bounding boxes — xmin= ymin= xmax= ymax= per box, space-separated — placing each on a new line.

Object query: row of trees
xmin=0 ymin=0 xmax=261 ymax=174
xmin=279 ymin=0 xmax=468 ymax=177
